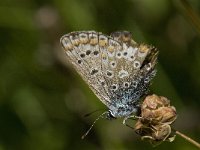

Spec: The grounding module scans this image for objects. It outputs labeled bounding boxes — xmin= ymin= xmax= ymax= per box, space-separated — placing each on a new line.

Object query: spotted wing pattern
xmin=60 ymin=31 xmax=158 ymax=117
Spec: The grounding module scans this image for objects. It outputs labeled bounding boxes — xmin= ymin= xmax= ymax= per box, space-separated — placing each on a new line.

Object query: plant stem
xmin=180 ymin=0 xmax=200 ymax=35
xmin=173 ymin=129 xmax=200 ymax=149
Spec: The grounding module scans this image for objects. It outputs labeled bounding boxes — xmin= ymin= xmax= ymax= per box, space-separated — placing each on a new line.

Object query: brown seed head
xmin=134 ymin=94 xmax=177 ymax=145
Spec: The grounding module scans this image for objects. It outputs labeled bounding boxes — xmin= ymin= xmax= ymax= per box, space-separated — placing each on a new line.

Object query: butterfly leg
xmin=123 ymin=118 xmax=134 ymax=129
xmin=122 ymin=116 xmax=136 ymax=129
xmin=123 ymin=115 xmax=142 ymax=129
xmin=127 ymin=115 xmax=142 ymax=120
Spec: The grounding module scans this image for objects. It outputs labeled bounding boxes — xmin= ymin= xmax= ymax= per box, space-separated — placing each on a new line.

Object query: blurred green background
xmin=0 ymin=0 xmax=200 ymax=149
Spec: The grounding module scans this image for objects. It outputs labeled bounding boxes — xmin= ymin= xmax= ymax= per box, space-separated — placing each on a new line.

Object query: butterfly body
xmin=60 ymin=31 xmax=158 ymax=119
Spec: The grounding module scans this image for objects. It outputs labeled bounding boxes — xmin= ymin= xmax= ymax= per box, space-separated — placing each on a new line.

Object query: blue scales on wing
xmin=60 ymin=31 xmax=158 ymax=118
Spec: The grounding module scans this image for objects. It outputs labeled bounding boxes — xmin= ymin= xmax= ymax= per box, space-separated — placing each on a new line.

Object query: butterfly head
xmin=108 ymin=102 xmax=140 ymax=118
xmin=61 ymin=30 xmax=158 ymax=119
xmin=105 ymin=110 xmax=116 ymax=120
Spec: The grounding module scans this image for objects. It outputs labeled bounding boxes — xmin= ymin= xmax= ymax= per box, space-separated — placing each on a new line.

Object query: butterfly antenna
xmin=81 ymin=111 xmax=108 ymax=139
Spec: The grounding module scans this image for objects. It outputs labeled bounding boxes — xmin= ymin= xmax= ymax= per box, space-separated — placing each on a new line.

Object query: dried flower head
xmin=135 ymin=94 xmax=177 ymax=145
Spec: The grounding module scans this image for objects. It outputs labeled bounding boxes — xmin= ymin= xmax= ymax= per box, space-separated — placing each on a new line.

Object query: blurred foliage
xmin=0 ymin=0 xmax=200 ymax=149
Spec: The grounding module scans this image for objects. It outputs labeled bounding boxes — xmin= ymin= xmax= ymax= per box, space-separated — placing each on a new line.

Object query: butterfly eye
xmin=61 ymin=31 xmax=158 ymax=121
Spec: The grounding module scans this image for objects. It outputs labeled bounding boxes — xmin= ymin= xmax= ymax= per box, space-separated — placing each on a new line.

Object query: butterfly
xmin=60 ymin=31 xmax=158 ymax=137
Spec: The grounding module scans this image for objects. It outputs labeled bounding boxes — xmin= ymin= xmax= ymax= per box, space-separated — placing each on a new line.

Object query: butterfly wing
xmin=60 ymin=31 xmax=115 ymax=106
xmin=98 ymin=31 xmax=158 ymax=117
xmin=60 ymin=31 xmax=158 ymax=113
